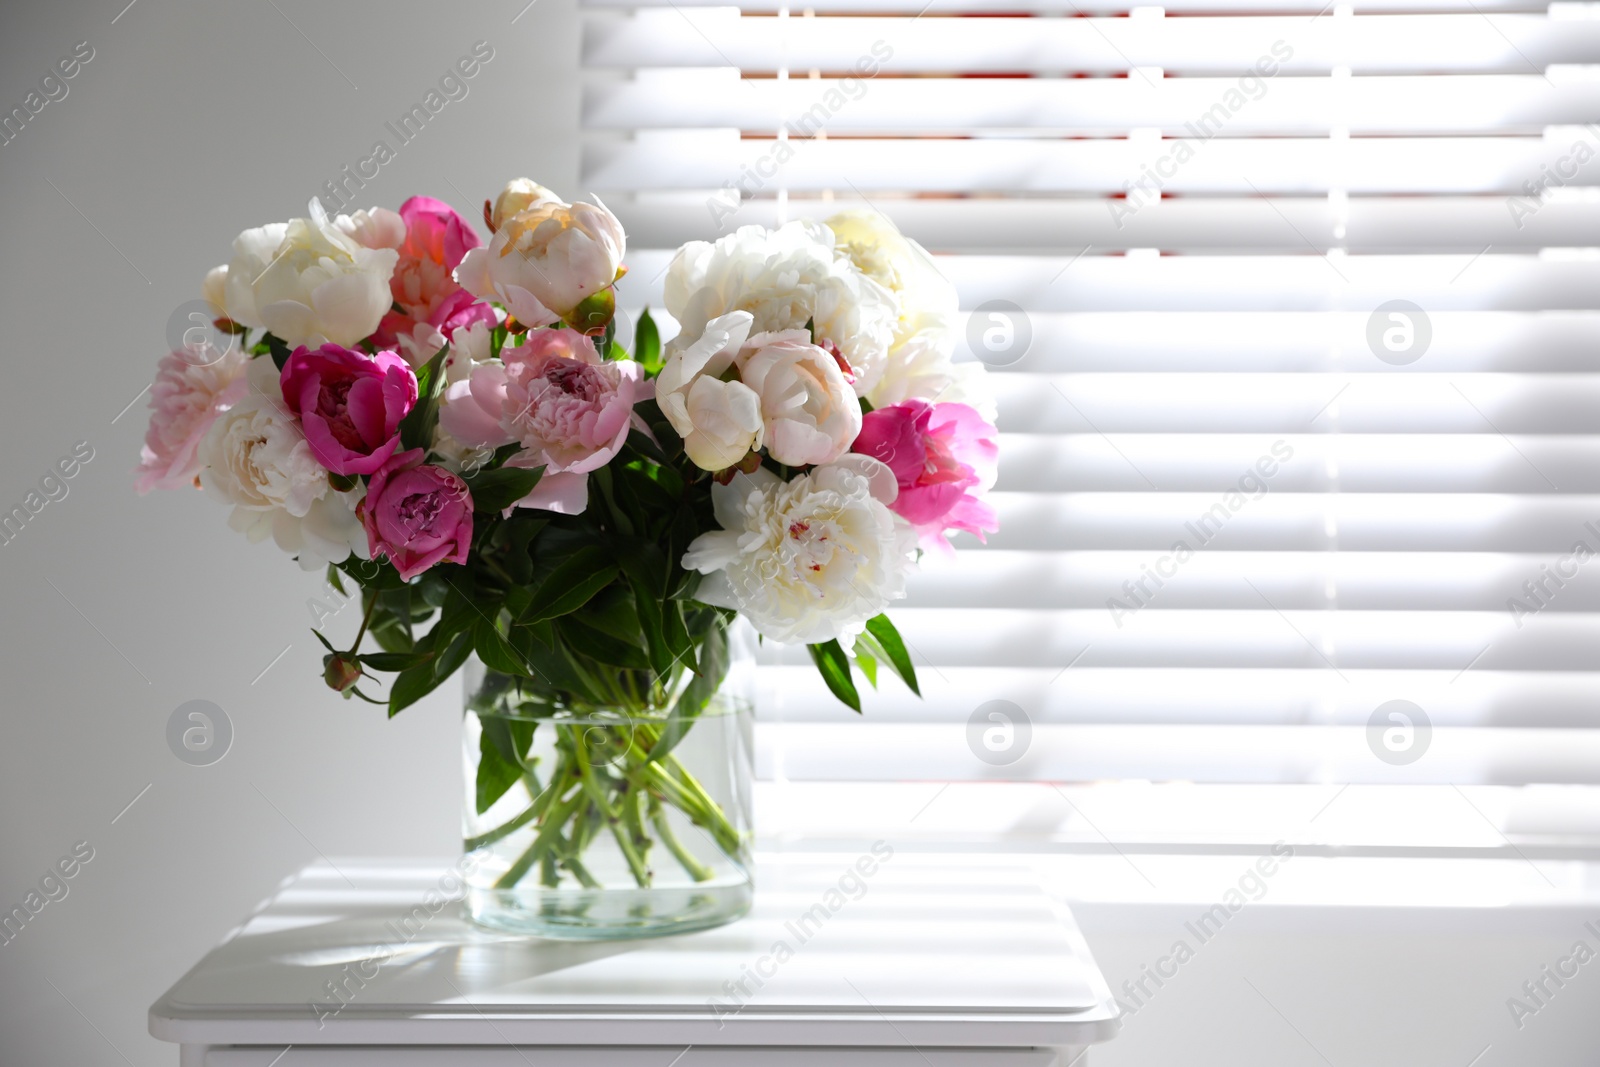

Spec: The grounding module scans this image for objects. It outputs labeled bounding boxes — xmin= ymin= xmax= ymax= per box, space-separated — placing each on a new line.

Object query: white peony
xmin=682 ymin=455 xmax=915 ymax=645
xmin=824 ymin=210 xmax=996 ymax=418
xmin=738 ymin=328 xmax=861 ymax=467
xmin=664 ymin=221 xmax=898 ymax=399
xmin=865 ymin=318 xmax=999 ymax=423
xmin=198 ymin=359 xmax=366 ymax=569
xmin=827 ymin=209 xmax=956 ymax=325
xmin=202 ymin=264 xmax=229 ymax=320
xmin=655 ymin=311 xmax=763 ymax=471
xmin=455 ymin=192 xmax=625 ymax=328
xmin=333 ymin=206 xmax=406 ymax=251
xmin=222 ymin=200 xmax=399 ymax=349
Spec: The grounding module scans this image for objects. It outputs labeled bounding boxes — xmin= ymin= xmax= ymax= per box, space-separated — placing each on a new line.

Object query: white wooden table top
xmin=149 ymin=851 xmax=1119 ymax=1050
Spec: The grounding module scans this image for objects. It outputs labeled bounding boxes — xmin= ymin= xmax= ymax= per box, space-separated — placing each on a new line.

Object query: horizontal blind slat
xmin=613 ymin=249 xmax=1600 ymax=311
xmin=586 ymin=134 xmax=1594 ymax=196
xmin=753 ymin=666 xmax=1600 ymax=728
xmin=584 ymin=74 xmax=1600 ymax=134
xmin=756 ymin=724 xmax=1600 ymax=783
xmin=585 ymin=13 xmax=1600 ymax=75
xmin=982 ymin=492 xmax=1600 ymax=552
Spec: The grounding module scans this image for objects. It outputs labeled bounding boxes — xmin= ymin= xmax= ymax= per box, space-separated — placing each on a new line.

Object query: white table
xmin=149 ymin=852 xmax=1119 ymax=1066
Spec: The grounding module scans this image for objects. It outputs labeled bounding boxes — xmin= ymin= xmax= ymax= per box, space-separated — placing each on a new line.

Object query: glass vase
xmin=459 ymin=619 xmax=755 ymax=939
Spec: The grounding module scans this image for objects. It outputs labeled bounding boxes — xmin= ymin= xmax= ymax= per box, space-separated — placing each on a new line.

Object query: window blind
xmin=582 ymin=0 xmax=1600 ymax=786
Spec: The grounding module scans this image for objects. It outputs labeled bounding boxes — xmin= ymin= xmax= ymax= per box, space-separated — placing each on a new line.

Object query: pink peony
xmin=134 ymin=344 xmax=249 ymax=494
xmin=280 ymin=344 xmax=418 ymax=476
xmin=358 ymin=448 xmax=473 ymax=580
xmin=852 ymin=399 xmax=999 ymax=553
xmin=438 ymin=328 xmax=641 ymax=515
xmin=374 ymin=197 xmax=492 ymax=352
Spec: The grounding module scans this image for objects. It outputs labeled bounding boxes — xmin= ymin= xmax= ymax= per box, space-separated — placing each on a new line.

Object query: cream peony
xmin=489 ymin=177 xmax=561 ymax=233
xmin=455 ymin=192 xmax=625 ymax=328
xmin=198 ymin=360 xmax=366 ymax=569
xmin=681 ymin=455 xmax=915 ymax=645
xmin=664 ymin=221 xmax=898 ymax=399
xmin=824 ymin=210 xmax=995 ymax=417
xmin=223 ymin=200 xmax=400 ymax=349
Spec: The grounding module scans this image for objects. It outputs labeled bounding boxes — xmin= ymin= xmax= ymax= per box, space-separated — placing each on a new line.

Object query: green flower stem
xmin=494 ymin=786 xmax=585 ymax=889
xmin=651 ymin=799 xmax=714 ymax=882
xmin=568 ymin=726 xmax=653 ymax=888
xmin=482 ymin=709 xmax=745 ymax=893
xmin=466 ymin=799 xmax=541 ymax=852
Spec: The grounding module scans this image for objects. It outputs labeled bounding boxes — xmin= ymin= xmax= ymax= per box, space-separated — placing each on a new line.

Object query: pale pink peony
xmin=852 ymin=399 xmax=999 ymax=553
xmin=358 ymin=448 xmax=473 ymax=580
xmin=439 ymin=327 xmax=641 ymax=514
xmin=134 ymin=344 xmax=249 ymax=494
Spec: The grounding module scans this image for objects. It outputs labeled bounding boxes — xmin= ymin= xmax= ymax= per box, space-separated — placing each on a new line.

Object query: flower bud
xmin=323 ymin=653 xmax=362 ymax=693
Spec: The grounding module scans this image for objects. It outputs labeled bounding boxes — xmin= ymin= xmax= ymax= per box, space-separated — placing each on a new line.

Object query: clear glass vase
xmin=460 ymin=620 xmax=755 ymax=939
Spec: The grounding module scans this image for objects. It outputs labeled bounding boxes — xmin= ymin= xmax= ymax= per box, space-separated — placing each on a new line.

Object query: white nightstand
xmin=149 ymin=852 xmax=1119 ymax=1065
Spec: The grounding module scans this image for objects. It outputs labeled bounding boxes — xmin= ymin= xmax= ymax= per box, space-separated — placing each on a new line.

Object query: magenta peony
xmin=357 ymin=448 xmax=473 ymax=579
xmin=280 ymin=344 xmax=418 ymax=476
xmin=852 ymin=399 xmax=999 ymax=553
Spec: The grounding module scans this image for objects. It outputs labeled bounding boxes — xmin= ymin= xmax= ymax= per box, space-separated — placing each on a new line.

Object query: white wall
xmin=0 ymin=2 xmax=577 ymax=1063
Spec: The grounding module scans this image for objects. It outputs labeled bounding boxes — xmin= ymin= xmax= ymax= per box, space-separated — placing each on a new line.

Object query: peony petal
xmin=510 ymin=470 xmax=589 ymax=515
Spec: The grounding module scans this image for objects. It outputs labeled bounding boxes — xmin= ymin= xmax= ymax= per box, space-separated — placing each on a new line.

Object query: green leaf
xmin=636 ymin=308 xmax=662 ymax=374
xmin=311 ymin=628 xmax=337 ymax=654
xmin=266 ymin=333 xmax=293 ymax=371
xmin=464 ymin=465 xmax=545 ymax=514
xmin=852 ymin=639 xmax=880 ymax=689
xmin=520 ymin=546 xmax=620 ymax=624
xmin=358 ymin=651 xmax=432 ymax=672
xmin=475 ymin=719 xmax=524 ymax=814
xmin=864 ymin=614 xmax=921 ymax=696
xmin=433 ymin=628 xmax=475 ymax=682
xmin=808 ymin=639 xmax=861 ymax=713
xmin=389 ymin=661 xmax=447 ymax=717
xmin=557 ymin=617 xmax=650 ymax=671
xmin=473 ymin=614 xmax=531 ymax=677
xmin=649 ymin=618 xmax=729 ymax=760
xmin=398 ymin=343 xmax=449 ymax=452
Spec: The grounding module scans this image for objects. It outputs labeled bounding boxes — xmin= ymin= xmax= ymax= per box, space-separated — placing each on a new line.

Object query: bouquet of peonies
xmin=136 ymin=179 xmax=998 ymax=897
